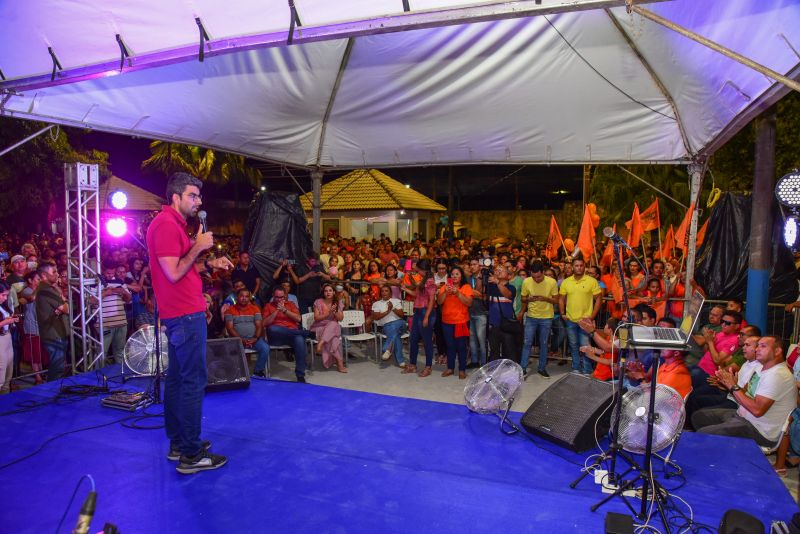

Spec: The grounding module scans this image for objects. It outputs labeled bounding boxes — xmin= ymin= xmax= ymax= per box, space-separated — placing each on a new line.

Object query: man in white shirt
xmin=372 ymin=285 xmax=406 ymax=367
xmin=693 ymin=336 xmax=795 ymax=447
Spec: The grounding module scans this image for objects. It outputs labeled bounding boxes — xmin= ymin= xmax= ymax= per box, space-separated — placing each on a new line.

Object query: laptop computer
xmin=628 ymin=289 xmax=705 ymax=349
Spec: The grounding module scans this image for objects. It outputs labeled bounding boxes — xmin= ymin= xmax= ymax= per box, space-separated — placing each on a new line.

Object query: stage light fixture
xmin=404 ymin=183 xmax=411 ymax=189
xmin=784 ymin=215 xmax=798 ymax=248
xmin=106 ymin=217 xmax=128 ymax=238
xmin=260 ymin=186 xmax=266 ymax=191
xmin=109 ymin=190 xmax=128 ymax=210
xmin=776 ymin=170 xmax=800 ymax=207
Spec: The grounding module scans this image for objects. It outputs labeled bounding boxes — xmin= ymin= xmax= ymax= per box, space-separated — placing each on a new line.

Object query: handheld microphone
xmin=71 ymin=491 xmax=97 ymax=534
xmin=197 ymin=210 xmax=207 ymax=233
xmin=603 ymin=226 xmax=624 ymax=243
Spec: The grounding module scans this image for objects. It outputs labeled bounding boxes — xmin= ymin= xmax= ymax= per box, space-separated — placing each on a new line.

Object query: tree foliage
xmin=141 ymin=141 xmax=262 ymax=187
xmin=589 ymin=91 xmax=800 ymax=232
xmin=0 ymin=118 xmax=109 ymax=228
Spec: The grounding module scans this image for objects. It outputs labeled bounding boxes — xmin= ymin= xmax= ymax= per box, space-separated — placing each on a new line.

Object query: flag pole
xmin=657 ymin=225 xmax=663 ymax=260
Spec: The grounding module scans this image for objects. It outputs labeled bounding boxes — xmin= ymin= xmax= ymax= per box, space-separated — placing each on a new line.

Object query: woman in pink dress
xmin=312 ymin=283 xmax=347 ymax=373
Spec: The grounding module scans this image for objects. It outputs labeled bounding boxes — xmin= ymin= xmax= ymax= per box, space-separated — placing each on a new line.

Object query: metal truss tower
xmin=64 ymin=163 xmax=104 ymax=372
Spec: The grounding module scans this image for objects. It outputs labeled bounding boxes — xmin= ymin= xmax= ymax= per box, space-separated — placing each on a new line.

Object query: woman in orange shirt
xmin=364 ymin=260 xmax=383 ymax=300
xmin=627 ymin=260 xmax=645 ymax=296
xmin=436 ymin=266 xmax=474 ymax=379
xmin=580 ymin=318 xmax=620 ymax=381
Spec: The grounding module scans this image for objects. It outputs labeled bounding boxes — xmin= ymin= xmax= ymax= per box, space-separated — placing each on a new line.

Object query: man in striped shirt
xmin=101 ymin=263 xmax=131 ymax=363
xmin=225 ymin=288 xmax=270 ymax=379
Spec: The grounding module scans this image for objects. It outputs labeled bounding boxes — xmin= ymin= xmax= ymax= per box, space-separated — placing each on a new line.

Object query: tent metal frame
xmin=64 ymin=163 xmax=105 ymax=374
xmin=0 ymin=0 xmax=668 ymax=94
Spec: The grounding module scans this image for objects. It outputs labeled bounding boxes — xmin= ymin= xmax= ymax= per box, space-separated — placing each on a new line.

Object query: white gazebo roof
xmin=1 ymin=1 xmax=797 ymax=168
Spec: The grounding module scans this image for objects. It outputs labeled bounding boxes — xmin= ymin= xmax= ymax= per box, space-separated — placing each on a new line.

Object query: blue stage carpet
xmin=0 ymin=371 xmax=796 ymax=533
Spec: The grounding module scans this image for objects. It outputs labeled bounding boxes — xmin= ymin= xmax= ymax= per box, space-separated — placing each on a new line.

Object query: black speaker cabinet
xmin=718 ymin=509 xmax=765 ymax=534
xmin=205 ymin=338 xmax=251 ymax=392
xmin=521 ymin=373 xmax=615 ymax=452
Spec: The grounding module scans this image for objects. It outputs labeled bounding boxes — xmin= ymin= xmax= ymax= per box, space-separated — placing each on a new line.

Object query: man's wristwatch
xmin=730 ymin=385 xmax=742 ymax=393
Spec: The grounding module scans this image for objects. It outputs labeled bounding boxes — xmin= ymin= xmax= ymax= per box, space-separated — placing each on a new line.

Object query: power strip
xmin=594 ymin=470 xmax=638 ymax=497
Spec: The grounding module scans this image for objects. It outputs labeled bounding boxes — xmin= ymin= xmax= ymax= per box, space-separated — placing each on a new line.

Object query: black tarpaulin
xmin=242 ymin=191 xmax=314 ymax=299
xmin=694 ymin=192 xmax=797 ymax=303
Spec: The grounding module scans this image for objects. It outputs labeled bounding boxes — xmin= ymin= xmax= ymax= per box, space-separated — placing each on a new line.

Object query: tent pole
xmin=684 ymin=162 xmax=705 ymax=320
xmin=632 ymin=6 xmax=800 ymax=94
xmin=0 ymin=124 xmax=54 ymax=157
xmin=312 ymin=170 xmax=322 ymax=254
xmin=447 ymin=167 xmax=454 ymax=238
xmin=746 ymin=107 xmax=777 ymax=333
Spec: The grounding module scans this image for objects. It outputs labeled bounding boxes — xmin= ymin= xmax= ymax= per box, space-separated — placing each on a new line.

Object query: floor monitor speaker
xmin=521 ymin=372 xmax=614 ymax=452
xmin=205 ymin=338 xmax=251 ymax=392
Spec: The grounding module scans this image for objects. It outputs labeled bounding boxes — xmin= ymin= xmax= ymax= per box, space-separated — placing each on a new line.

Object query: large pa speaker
xmin=205 ymin=338 xmax=251 ymax=392
xmin=521 ymin=373 xmax=614 ymax=452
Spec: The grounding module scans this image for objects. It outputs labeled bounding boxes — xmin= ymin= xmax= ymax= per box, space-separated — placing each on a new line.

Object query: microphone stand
xmin=570 ymin=238 xmax=634 ymax=490
xmin=129 ymin=233 xmax=163 ymax=404
xmin=574 ymin=235 xmax=672 ymax=533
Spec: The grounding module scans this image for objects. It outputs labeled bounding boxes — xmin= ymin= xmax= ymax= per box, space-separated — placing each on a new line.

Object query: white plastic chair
xmin=761 ymin=413 xmax=792 ymax=455
xmin=339 ymin=309 xmax=378 ymax=362
xmin=301 ymin=312 xmax=317 ymax=371
xmin=373 ymin=306 xmax=410 ymax=364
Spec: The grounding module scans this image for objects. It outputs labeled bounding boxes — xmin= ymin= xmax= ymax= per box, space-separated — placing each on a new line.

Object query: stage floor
xmin=0 ymin=371 xmax=796 ymax=533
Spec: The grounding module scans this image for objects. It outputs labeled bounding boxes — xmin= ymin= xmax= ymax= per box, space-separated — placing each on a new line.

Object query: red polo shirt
xmin=146 ymin=205 xmax=206 ymax=319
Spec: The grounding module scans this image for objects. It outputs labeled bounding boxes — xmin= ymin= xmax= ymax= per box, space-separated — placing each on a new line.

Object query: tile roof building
xmin=300 ymin=169 xmax=446 ymax=241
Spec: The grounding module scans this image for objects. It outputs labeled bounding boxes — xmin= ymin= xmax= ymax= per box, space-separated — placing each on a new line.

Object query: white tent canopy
xmin=0 ymin=0 xmax=798 ymax=169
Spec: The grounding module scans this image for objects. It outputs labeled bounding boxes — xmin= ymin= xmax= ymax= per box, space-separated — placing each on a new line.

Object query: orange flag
xmin=696 ymin=218 xmax=709 ymax=246
xmin=626 ymin=199 xmax=660 ymax=232
xmin=660 ymin=224 xmax=675 ymax=259
xmin=601 ymin=224 xmax=615 ymax=267
xmin=545 ymin=215 xmax=564 ymax=260
xmin=576 ymin=205 xmax=596 ymax=261
xmin=675 ymin=202 xmax=695 ymax=252
xmin=628 ymin=203 xmax=644 ymax=248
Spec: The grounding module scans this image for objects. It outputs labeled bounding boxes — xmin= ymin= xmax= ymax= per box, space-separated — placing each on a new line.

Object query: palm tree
xmin=142 ymin=141 xmax=262 ymax=188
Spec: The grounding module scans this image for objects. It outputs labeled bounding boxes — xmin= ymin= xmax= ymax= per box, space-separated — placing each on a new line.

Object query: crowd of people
xmin=2 ymin=227 xmax=800 ymax=474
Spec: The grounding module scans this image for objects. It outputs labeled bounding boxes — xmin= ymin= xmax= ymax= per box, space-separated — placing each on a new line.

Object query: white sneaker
xmin=381 ymin=350 xmax=392 ymax=361
xmin=399 ymin=361 xmax=407 ymax=368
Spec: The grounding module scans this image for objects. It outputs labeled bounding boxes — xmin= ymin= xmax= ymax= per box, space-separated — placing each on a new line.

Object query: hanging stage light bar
xmin=776 ymin=170 xmax=800 ymax=251
xmin=775 ymin=170 xmax=800 ymax=208
xmin=784 ymin=215 xmax=798 ymax=249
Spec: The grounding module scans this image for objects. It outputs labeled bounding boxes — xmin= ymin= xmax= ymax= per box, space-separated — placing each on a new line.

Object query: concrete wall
xmin=211 ymin=203 xmax=588 ymax=243
xmin=454 ymin=201 xmax=582 ymax=242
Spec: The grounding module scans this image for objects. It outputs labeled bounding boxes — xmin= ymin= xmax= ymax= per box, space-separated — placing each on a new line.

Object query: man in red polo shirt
xmin=146 ymin=172 xmax=233 ymax=475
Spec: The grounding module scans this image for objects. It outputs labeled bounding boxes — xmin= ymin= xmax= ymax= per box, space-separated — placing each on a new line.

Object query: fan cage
xmin=123 ymin=325 xmax=169 ymax=376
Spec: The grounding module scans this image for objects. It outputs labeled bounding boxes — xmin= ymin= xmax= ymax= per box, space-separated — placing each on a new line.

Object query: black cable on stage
xmin=0 ymin=414 xmax=135 ymax=471
xmin=54 ymin=474 xmax=95 ymax=534
xmin=496 ymin=413 xmax=585 ymax=468
xmin=0 ymin=372 xmax=130 ymax=417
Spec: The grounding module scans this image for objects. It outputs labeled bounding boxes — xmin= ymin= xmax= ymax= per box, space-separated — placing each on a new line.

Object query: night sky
xmin=78 ymin=130 xmax=584 ymax=211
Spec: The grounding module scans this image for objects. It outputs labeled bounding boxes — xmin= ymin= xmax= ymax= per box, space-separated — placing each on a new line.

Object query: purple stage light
xmin=106 ymin=218 xmax=128 ymax=238
xmin=109 ymin=190 xmax=128 ymax=210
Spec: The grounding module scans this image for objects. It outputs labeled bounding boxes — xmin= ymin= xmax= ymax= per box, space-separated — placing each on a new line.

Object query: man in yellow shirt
xmin=520 ymin=261 xmax=558 ymax=378
xmin=559 ymin=257 xmax=602 ymax=374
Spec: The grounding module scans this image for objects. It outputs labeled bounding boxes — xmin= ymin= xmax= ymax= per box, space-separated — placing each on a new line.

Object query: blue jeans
xmin=250 ymin=338 xmax=271 ymax=374
xmin=163 ymin=311 xmax=208 ymax=457
xmin=442 ymin=323 xmax=468 ymax=371
xmin=409 ymin=308 xmax=436 ymax=367
xmin=381 ymin=319 xmax=407 ymax=365
xmin=43 ymin=338 xmax=67 ymax=381
xmin=469 ymin=314 xmax=488 ymax=365
xmin=550 ymin=316 xmax=565 ymax=354
xmin=565 ymin=319 xmax=592 ymax=374
xmin=266 ymin=325 xmax=306 ymax=376
xmin=521 ymin=317 xmax=553 ymax=371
